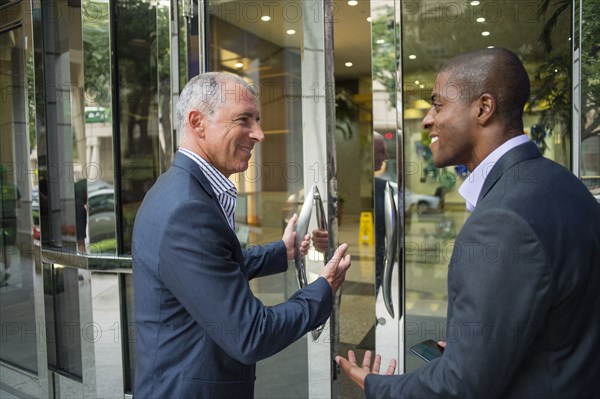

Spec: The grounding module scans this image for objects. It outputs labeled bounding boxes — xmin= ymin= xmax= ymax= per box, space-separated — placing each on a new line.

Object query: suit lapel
xmin=172 ymin=152 xmax=226 ymax=219
xmin=478 ymin=141 xmax=542 ymax=203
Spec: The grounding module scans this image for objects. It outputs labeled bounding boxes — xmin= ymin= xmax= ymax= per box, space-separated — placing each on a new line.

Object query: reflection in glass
xmin=36 ymin=0 xmax=85 ymax=252
xmin=117 ymin=1 xmax=172 ymax=254
xmin=580 ymin=1 xmax=600 ymax=200
xmin=206 ymin=2 xmax=307 ymax=397
xmin=371 ymin=0 xmax=403 ymax=374
xmin=44 ymin=264 xmax=82 ymax=378
xmin=0 ymin=23 xmax=38 ymax=373
xmin=83 ymin=0 xmax=116 ymax=254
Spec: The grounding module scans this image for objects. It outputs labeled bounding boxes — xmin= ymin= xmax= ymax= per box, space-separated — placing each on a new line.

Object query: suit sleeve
xmin=159 ymin=199 xmax=333 ymax=364
xmin=366 ymin=208 xmax=550 ymax=398
xmin=242 ymin=241 xmax=288 ymax=280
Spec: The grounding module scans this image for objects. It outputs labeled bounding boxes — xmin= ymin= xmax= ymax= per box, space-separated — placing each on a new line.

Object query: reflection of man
xmin=337 ymin=48 xmax=600 ymax=398
xmin=374 ymin=132 xmax=389 ymax=174
xmin=133 ymin=72 xmax=352 ymax=399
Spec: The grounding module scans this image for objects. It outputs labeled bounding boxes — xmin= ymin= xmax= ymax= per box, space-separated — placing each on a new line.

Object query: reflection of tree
xmin=371 ymin=5 xmax=397 ymax=108
xmin=529 ymin=0 xmax=600 ymax=152
xmin=118 ymin=1 xmax=156 ymax=155
xmin=83 ymin=0 xmax=111 ymax=108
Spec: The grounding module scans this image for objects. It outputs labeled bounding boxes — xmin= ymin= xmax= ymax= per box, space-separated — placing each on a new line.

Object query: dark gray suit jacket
xmin=366 ymin=142 xmax=600 ymax=398
xmin=132 ymin=153 xmax=333 ymax=398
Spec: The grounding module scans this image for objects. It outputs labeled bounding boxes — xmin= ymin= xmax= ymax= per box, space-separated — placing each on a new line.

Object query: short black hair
xmin=440 ymin=48 xmax=530 ymax=131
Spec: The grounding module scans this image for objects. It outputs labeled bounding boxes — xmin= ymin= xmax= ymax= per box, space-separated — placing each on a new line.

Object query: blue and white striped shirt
xmin=178 ymin=148 xmax=237 ymax=230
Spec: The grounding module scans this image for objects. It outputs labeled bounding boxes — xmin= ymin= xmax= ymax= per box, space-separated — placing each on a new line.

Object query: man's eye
xmin=432 ymin=103 xmax=441 ymax=111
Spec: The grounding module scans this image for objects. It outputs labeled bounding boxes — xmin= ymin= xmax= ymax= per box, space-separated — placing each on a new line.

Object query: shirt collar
xmin=178 ymin=148 xmax=236 ymax=196
xmin=458 ymin=134 xmax=531 ymax=211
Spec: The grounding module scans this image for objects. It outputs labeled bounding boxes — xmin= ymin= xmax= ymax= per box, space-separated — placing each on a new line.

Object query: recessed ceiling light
xmin=415 ymin=80 xmax=420 ymax=85
xmin=234 ymin=62 xmax=244 ymax=68
xmin=476 ymin=17 xmax=485 ymax=23
xmin=408 ymin=54 xmax=417 ymax=60
xmin=487 ymin=45 xmax=494 ymax=48
xmin=345 ymin=62 xmax=353 ymax=67
xmin=261 ymin=16 xmax=271 ymax=22
xmin=348 ymin=0 xmax=358 ymax=6
xmin=367 ymin=17 xmax=372 ymax=22
xmin=419 ymin=84 xmax=425 ymax=89
xmin=470 ymin=1 xmax=480 ymax=5
xmin=376 ymin=39 xmax=385 ymax=44
xmin=481 ymin=31 xmax=490 ymax=36
xmin=286 ymin=29 xmax=296 ymax=35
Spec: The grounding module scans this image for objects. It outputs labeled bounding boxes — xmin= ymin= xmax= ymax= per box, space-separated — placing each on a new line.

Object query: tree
xmin=530 ymin=0 xmax=600 ymax=151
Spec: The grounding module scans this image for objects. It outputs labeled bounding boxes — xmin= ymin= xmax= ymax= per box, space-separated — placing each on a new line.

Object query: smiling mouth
xmin=238 ymin=145 xmax=253 ymax=154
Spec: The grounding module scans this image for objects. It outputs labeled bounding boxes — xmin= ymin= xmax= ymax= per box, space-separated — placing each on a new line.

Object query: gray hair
xmin=175 ymin=72 xmax=258 ymax=142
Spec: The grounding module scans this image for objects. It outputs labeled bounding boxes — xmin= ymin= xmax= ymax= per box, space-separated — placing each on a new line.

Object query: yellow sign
xmin=359 ymin=211 xmax=374 ymax=245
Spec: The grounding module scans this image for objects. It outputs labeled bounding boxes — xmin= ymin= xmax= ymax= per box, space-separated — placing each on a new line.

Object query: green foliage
xmin=371 ymin=5 xmax=398 ymax=108
xmin=82 ymin=0 xmax=112 ymax=108
xmin=530 ymin=0 xmax=600 ymax=147
xmin=581 ymin=0 xmax=600 ymax=138
xmin=335 ymin=88 xmax=357 ymax=140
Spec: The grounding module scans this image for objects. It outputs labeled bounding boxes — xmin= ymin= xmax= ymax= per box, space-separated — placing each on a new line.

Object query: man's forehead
xmin=431 ymin=73 xmax=464 ymax=103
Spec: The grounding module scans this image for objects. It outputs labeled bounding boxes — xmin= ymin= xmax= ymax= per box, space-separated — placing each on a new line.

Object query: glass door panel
xmin=205 ymin=1 xmax=312 ymax=397
xmin=0 ymin=11 xmax=38 ymax=375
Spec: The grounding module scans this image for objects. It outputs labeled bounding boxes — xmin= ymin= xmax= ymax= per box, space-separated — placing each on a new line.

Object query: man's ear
xmin=188 ymin=110 xmax=205 ymax=137
xmin=476 ymin=93 xmax=495 ymax=125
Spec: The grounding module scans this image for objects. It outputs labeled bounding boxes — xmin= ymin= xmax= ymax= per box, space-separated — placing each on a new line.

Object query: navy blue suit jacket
xmin=366 ymin=142 xmax=600 ymax=398
xmin=132 ymin=153 xmax=333 ymax=398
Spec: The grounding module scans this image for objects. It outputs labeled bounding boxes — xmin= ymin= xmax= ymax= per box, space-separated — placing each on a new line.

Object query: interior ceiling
xmin=209 ymin=0 xmax=571 ymax=83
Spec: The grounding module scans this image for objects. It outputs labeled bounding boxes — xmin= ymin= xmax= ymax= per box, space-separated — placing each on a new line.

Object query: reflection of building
xmin=85 ymin=107 xmax=114 ymax=184
xmin=1 ymin=1 xmax=597 ymax=398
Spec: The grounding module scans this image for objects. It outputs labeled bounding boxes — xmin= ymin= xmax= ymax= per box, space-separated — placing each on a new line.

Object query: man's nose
xmin=252 ymin=123 xmax=265 ymax=142
xmin=422 ymin=108 xmax=434 ymax=131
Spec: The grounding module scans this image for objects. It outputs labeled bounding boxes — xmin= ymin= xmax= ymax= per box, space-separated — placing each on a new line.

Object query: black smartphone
xmin=409 ymin=339 xmax=444 ymax=362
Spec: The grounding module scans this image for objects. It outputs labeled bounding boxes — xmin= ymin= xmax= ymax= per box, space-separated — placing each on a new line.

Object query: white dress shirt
xmin=458 ymin=134 xmax=531 ymax=211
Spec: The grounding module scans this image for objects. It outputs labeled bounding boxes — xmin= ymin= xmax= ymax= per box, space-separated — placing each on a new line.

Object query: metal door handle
xmin=294 ymin=185 xmax=328 ymax=340
xmin=382 ymin=181 xmax=397 ymax=318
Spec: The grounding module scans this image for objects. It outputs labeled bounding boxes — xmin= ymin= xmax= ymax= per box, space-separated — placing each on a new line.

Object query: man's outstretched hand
xmin=336 ymin=350 xmax=397 ymax=390
xmin=319 ymin=243 xmax=351 ymax=294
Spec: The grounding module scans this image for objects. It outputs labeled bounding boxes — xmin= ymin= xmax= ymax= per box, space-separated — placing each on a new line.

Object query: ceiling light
xmin=476 ymin=17 xmax=485 ymax=23
xmin=481 ymin=31 xmax=490 ymax=36
xmin=487 ymin=45 xmax=494 ymax=48
xmin=234 ymin=62 xmax=244 ymax=68
xmin=348 ymin=0 xmax=358 ymax=6
xmin=367 ymin=17 xmax=372 ymax=22
xmin=286 ymin=29 xmax=296 ymax=35
xmin=345 ymin=62 xmax=353 ymax=67
xmin=414 ymin=80 xmax=420 ymax=85
xmin=470 ymin=1 xmax=480 ymax=5
xmin=408 ymin=54 xmax=417 ymax=60
xmin=261 ymin=16 xmax=271 ymax=22
xmin=376 ymin=39 xmax=385 ymax=44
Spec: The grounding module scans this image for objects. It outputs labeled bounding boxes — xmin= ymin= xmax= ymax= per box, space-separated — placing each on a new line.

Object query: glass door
xmin=204 ymin=1 xmax=397 ymax=398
